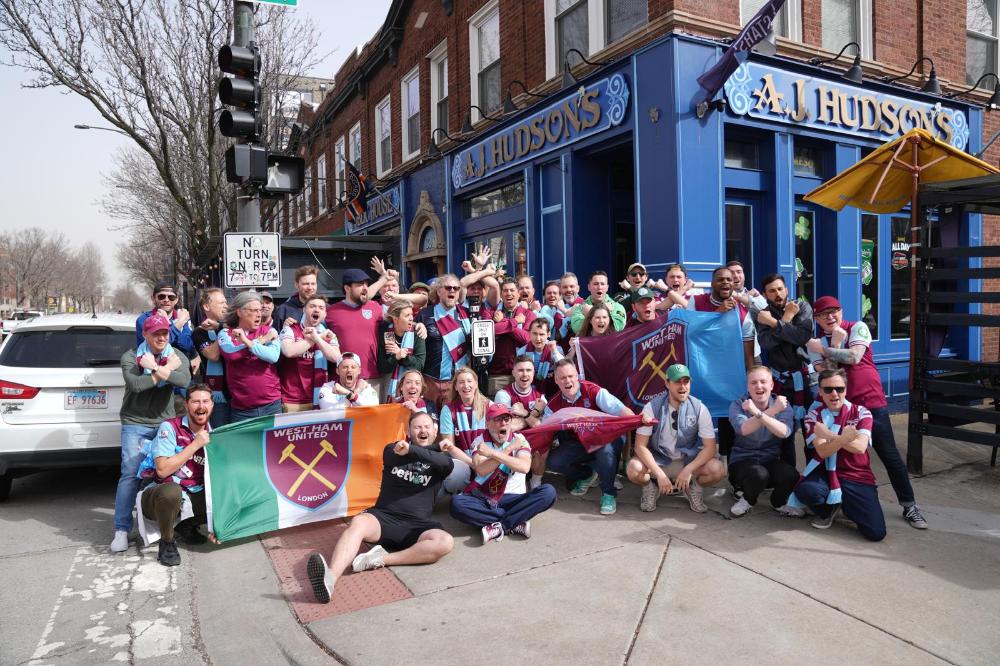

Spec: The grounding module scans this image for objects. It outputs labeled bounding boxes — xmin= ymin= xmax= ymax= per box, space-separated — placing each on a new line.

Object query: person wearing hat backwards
xmin=111 ymin=313 xmax=192 ymax=553
xmin=627 ymin=287 xmax=662 ymax=327
xmin=448 ymin=404 xmax=557 ymax=544
xmin=627 ymin=364 xmax=726 ymax=514
xmin=806 ymin=296 xmax=928 ymax=529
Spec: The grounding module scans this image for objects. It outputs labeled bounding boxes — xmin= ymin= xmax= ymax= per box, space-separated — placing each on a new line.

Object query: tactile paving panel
xmin=260 ymin=519 xmax=413 ymax=623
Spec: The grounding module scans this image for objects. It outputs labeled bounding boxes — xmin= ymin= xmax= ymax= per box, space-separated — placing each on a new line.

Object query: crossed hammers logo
xmin=279 ymin=439 xmax=338 ymax=498
xmin=636 ymin=347 xmax=676 ymax=396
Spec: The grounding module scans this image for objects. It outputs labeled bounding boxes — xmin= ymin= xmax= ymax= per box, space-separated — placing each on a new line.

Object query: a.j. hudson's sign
xmin=452 ymin=73 xmax=630 ymax=190
xmin=724 ymin=62 xmax=970 ymax=150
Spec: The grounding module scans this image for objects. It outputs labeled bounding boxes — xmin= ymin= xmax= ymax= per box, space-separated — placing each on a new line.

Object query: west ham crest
xmin=626 ymin=320 xmax=687 ymax=408
xmin=263 ymin=420 xmax=353 ymax=510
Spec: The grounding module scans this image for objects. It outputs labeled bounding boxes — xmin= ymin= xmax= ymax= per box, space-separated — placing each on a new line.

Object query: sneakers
xmin=810 ymin=506 xmax=841 ymax=530
xmin=570 ymin=472 xmax=599 ymax=496
xmin=175 ymin=521 xmax=207 ymax=545
xmin=482 ymin=521 xmax=505 ymax=544
xmin=903 ymin=504 xmax=929 ymax=529
xmin=110 ymin=530 xmax=130 ymax=553
xmin=639 ymin=481 xmax=659 ymax=512
xmin=683 ymin=480 xmax=707 ymax=513
xmin=352 ymin=545 xmax=388 ymax=571
xmin=614 ymin=475 xmax=624 ymax=490
xmin=157 ymin=539 xmax=181 ymax=567
xmin=729 ymin=495 xmax=752 ymax=518
xmin=307 ymin=552 xmax=333 ymax=604
xmin=776 ymin=504 xmax=806 ymax=518
xmin=599 ymin=493 xmax=617 ymax=515
xmin=509 ymin=521 xmax=531 ymax=539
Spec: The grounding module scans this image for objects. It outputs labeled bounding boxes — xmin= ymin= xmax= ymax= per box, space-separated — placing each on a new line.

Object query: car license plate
xmin=65 ymin=389 xmax=108 ymax=409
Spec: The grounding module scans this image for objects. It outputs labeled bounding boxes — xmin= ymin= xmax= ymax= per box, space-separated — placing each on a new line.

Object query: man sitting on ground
xmin=627 ymin=364 xmax=726 ymax=514
xmin=727 ymin=366 xmax=801 ymax=518
xmin=136 ymin=384 xmax=216 ymax=566
xmin=449 ymin=404 xmax=557 ymax=543
xmin=306 ymin=411 xmax=455 ymax=604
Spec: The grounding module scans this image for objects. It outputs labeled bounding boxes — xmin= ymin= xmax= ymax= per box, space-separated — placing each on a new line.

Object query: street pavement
xmin=2 ymin=415 xmax=999 ymax=665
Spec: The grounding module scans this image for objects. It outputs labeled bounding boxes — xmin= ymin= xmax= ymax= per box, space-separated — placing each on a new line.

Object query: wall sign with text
xmin=223 ymin=232 xmax=281 ymax=288
xmin=452 ymin=73 xmax=630 ymax=190
xmin=347 ymin=184 xmax=400 ymax=233
xmin=724 ymin=62 xmax=970 ymax=150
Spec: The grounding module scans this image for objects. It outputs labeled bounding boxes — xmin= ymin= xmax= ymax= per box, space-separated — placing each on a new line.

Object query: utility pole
xmin=232 ymin=0 xmax=260 ymax=232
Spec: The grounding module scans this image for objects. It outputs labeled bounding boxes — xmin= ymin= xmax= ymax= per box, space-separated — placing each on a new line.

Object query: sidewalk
xmin=228 ymin=414 xmax=1000 ymax=665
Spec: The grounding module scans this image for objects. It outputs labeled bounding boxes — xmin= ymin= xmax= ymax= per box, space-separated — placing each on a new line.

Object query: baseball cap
xmin=410 ymin=281 xmax=430 ymax=292
xmin=142 ymin=314 xmax=171 ymax=334
xmin=152 ymin=281 xmax=176 ymax=295
xmin=485 ymin=403 xmax=512 ymax=420
xmin=337 ymin=352 xmax=361 ymax=367
xmin=627 ymin=262 xmax=647 ymax=275
xmin=259 ymin=290 xmax=273 ymax=302
xmin=341 ymin=268 xmax=371 ymax=285
xmin=630 ymin=287 xmax=655 ymax=304
xmin=666 ymin=364 xmax=691 ymax=381
xmin=813 ymin=296 xmax=842 ymax=313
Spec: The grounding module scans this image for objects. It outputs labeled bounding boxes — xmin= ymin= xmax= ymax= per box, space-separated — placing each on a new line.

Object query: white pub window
xmin=401 ymin=67 xmax=421 ymax=161
xmin=375 ymin=96 xmax=392 ymax=176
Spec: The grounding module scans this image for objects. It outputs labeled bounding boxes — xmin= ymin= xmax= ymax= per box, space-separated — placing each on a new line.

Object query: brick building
xmin=265 ymin=0 xmax=1000 ymax=400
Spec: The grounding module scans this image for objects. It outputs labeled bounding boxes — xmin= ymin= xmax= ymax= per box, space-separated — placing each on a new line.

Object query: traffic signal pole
xmin=233 ymin=0 xmax=260 ymax=232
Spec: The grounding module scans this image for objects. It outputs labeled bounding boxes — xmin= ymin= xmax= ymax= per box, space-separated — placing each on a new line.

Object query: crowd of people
xmin=110 ymin=248 xmax=928 ymax=601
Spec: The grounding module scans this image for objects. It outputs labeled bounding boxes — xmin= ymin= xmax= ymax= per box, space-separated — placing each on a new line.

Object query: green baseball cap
xmin=666 ymin=364 xmax=691 ymax=381
xmin=630 ymin=287 xmax=655 ymax=304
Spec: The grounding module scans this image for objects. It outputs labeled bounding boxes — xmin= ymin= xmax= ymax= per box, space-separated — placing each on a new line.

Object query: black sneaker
xmin=175 ymin=521 xmax=207 ymax=545
xmin=903 ymin=505 xmax=928 ymax=529
xmin=810 ymin=506 xmax=841 ymax=530
xmin=158 ymin=539 xmax=181 ymax=567
xmin=307 ymin=552 xmax=333 ymax=604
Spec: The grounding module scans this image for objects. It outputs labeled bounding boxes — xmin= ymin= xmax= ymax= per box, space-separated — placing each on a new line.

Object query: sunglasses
xmin=491 ymin=415 xmax=512 ymax=423
xmin=821 ymin=385 xmax=847 ymax=394
xmin=629 ymin=271 xmax=646 ymax=278
xmin=671 ymin=410 xmax=679 ymax=431
xmin=441 ymin=285 xmax=460 ymax=291
xmin=155 ymin=293 xmax=178 ymax=301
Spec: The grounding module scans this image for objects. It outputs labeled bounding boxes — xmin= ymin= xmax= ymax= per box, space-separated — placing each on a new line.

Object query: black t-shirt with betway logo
xmin=373 ymin=443 xmax=454 ymax=520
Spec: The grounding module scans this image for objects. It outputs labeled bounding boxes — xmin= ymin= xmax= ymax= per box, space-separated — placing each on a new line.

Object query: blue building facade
xmin=385 ymin=32 xmax=983 ymax=409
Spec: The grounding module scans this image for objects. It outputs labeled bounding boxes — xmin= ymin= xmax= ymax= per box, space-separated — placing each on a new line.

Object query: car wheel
xmin=0 ymin=473 xmax=11 ymax=502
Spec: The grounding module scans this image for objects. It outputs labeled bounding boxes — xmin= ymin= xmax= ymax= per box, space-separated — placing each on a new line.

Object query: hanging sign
xmin=223 ymin=232 xmax=281 ymax=288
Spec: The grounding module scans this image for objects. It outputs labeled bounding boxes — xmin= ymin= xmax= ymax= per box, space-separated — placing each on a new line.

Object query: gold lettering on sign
xmin=879 ymin=99 xmax=900 ymax=134
xmin=514 ymin=125 xmax=531 ymax=158
xmin=489 ymin=137 xmax=503 ymax=169
xmin=464 ymin=152 xmax=476 ymax=179
xmin=529 ymin=116 xmax=546 ymax=151
xmin=790 ymin=79 xmax=809 ymax=121
xmin=545 ymin=109 xmax=563 ymax=144
xmin=501 ymin=134 xmax=515 ymax=163
xmin=579 ymin=89 xmax=602 ymax=128
xmin=753 ymin=74 xmax=785 ymax=113
xmin=839 ymin=93 xmax=860 ymax=128
xmin=562 ymin=97 xmax=582 ymax=138
xmin=858 ymin=96 xmax=881 ymax=130
xmin=816 ymin=86 xmax=840 ymax=125
xmin=918 ymin=107 xmax=934 ymax=132
xmin=936 ymin=112 xmax=954 ymax=144
xmin=476 ymin=144 xmax=486 ymax=177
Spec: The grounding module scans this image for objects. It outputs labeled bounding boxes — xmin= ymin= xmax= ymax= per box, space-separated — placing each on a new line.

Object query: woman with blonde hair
xmin=392 ymin=368 xmax=438 ymax=422
xmin=377 ymin=300 xmax=426 ymax=399
xmin=438 ymin=366 xmax=491 ymax=493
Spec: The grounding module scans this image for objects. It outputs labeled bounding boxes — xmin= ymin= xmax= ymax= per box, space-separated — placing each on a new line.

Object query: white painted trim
xmin=858 ymin=0 xmax=873 ymax=60
xmin=468 ymin=0 xmax=500 ymax=123
xmin=316 ymin=154 xmax=327 ymax=214
xmin=544 ymin=0 xmax=556 ymax=81
xmin=348 ymin=122 xmax=362 ymax=170
xmin=375 ymin=94 xmax=392 ymax=178
xmin=588 ymin=0 xmax=604 ymax=54
xmin=739 ymin=0 xmax=802 ymax=42
xmin=304 ymin=165 xmax=313 ymax=221
xmin=334 ymin=136 xmax=346 ymax=200
xmin=427 ymin=39 xmax=448 ymax=137
xmin=400 ymin=66 xmax=421 ymax=163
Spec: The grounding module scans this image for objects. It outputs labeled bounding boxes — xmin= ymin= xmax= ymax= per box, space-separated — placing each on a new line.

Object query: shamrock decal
xmin=861 ymin=294 xmax=872 ymax=318
xmin=795 ymin=215 xmax=811 ymax=241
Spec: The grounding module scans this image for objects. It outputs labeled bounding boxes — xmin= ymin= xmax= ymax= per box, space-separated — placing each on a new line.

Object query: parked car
xmin=0 ymin=314 xmax=136 ymax=501
xmin=1 ymin=309 xmax=44 ymax=339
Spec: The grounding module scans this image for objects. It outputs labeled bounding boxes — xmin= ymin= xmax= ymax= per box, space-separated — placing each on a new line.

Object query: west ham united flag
xmin=344 ymin=161 xmax=369 ymax=224
xmin=575 ymin=309 xmax=747 ymax=417
xmin=205 ymin=404 xmax=409 ymax=541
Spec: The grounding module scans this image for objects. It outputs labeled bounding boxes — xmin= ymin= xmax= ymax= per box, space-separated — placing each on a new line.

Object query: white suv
xmin=0 ymin=314 xmax=137 ymax=501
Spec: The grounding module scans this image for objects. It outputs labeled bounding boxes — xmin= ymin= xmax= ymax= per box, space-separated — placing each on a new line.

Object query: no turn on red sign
xmin=223 ymin=232 xmax=281 ymax=289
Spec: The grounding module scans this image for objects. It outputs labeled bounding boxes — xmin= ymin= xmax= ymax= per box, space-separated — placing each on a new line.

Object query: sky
xmin=0 ymin=0 xmax=392 ymax=289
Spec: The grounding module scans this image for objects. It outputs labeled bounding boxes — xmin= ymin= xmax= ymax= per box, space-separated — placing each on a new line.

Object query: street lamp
xmin=502 ymin=80 xmax=546 ymax=114
xmin=881 ymin=57 xmax=941 ymax=95
xmin=809 ymin=42 xmax=864 ymax=84
xmin=947 ymin=72 xmax=1000 ymax=109
xmin=461 ymin=105 xmax=503 ymax=134
xmin=428 ymin=128 xmax=459 ymax=159
xmin=74 ymin=123 xmax=129 ymax=136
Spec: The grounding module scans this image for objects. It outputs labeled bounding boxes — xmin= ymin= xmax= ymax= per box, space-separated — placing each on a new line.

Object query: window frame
xmin=469 ymin=0 xmax=501 ymax=123
xmin=967 ymin=0 xmax=999 ymax=85
xmin=349 ymin=122 xmax=362 ymax=170
xmin=543 ymin=0 xmax=647 ymax=80
xmin=739 ymin=0 xmax=802 ymax=41
xmin=401 ymin=66 xmax=421 ymax=163
xmin=375 ymin=95 xmax=392 ymax=178
xmin=304 ymin=165 xmax=313 ymax=221
xmin=820 ymin=0 xmax=873 ymax=60
xmin=428 ymin=40 xmax=449 ymax=138
xmin=316 ymin=154 xmax=327 ymax=215
xmin=334 ymin=136 xmax=346 ymax=202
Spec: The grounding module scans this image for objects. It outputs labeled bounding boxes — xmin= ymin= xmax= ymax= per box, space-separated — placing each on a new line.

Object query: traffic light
xmin=218 ymin=44 xmax=260 ymax=140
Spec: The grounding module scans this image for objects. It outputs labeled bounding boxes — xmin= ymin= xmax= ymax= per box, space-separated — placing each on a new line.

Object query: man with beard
xmin=807 ymin=296 xmax=927 ymax=529
xmin=417 ymin=274 xmax=474 ymax=407
xmin=192 ymin=287 xmax=230 ymax=427
xmin=135 ymin=281 xmax=195 ymax=361
xmin=325 ymin=268 xmax=387 ymax=397
xmin=317 ymin=353 xmax=379 ymax=408
xmin=752 ymin=273 xmax=814 ymax=465
xmin=517 ymin=274 xmax=541 ymax=312
xmin=279 ymin=295 xmax=342 ymax=411
xmin=449 ymin=404 xmax=557 ymax=543
xmin=306 ymin=411 xmax=455 ymax=604
xmin=727 ymin=260 xmax=767 ymax=311
xmin=688 ymin=266 xmax=756 ymax=371
xmin=136 ymin=384 xmax=216 ymax=566
xmin=487 ymin=278 xmax=535 ymax=394
xmin=613 ymin=262 xmax=654 ymax=307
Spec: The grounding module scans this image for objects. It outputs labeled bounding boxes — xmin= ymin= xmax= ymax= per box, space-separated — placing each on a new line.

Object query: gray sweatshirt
xmin=119 ymin=349 xmax=191 ymax=426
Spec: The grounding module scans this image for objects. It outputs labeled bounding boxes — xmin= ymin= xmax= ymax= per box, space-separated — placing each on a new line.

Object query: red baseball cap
xmin=143 ymin=314 xmax=171 ymax=334
xmin=485 ymin=403 xmax=512 ymax=420
xmin=813 ymin=296 xmax=842 ymax=313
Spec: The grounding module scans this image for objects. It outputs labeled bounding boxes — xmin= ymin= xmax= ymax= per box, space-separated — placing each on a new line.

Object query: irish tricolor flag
xmin=205 ymin=404 xmax=409 ymax=541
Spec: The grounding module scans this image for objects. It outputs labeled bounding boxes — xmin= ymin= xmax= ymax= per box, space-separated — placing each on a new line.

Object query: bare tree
xmin=62 ymin=242 xmax=108 ymax=313
xmin=0 ymin=0 xmax=325 ymax=281
xmin=110 ymin=283 xmax=145 ymax=313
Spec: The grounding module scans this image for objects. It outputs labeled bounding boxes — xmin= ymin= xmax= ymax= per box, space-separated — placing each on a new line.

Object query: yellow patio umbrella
xmin=804 ymin=127 xmax=999 ymax=389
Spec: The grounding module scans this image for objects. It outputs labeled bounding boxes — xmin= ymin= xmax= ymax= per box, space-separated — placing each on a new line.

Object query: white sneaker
xmin=777 ymin=504 xmax=805 ymax=518
xmin=509 ymin=521 xmax=531 ymax=539
xmin=110 ymin=530 xmax=129 ymax=553
xmin=730 ymin=496 xmax=752 ymax=518
xmin=481 ymin=521 xmax=505 ymax=544
xmin=639 ymin=481 xmax=658 ymax=512
xmin=351 ymin=545 xmax=388 ymax=572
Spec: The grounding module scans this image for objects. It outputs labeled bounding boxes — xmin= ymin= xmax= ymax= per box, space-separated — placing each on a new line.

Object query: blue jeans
xmin=230 ymin=399 xmax=282 ymax=423
xmin=795 ymin=470 xmax=887 ymax=542
xmin=546 ymin=435 xmax=624 ymax=496
xmin=450 ymin=485 xmax=557 ymax=532
xmin=114 ymin=424 xmax=158 ymax=532
xmin=868 ymin=406 xmax=915 ymax=505
xmin=209 ymin=393 xmax=231 ymax=429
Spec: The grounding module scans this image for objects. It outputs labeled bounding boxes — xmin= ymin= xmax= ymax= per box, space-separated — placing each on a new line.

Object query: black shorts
xmin=365 ymin=508 xmax=442 ymax=551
